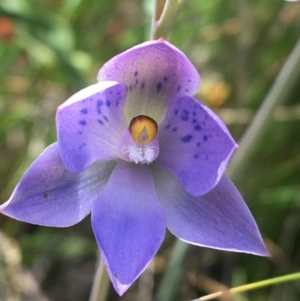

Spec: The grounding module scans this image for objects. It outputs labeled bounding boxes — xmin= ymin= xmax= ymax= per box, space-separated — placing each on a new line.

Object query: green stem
xmin=155 ymin=240 xmax=188 ymax=301
xmin=150 ymin=0 xmax=186 ymax=40
xmin=227 ymin=36 xmax=300 ymax=179
xmin=89 ymin=256 xmax=110 ymax=301
xmin=195 ymin=272 xmax=300 ymax=301
xmin=155 ymin=36 xmax=300 ymax=301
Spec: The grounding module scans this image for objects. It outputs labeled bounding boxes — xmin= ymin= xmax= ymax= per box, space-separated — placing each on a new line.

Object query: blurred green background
xmin=0 ymin=0 xmax=300 ymax=300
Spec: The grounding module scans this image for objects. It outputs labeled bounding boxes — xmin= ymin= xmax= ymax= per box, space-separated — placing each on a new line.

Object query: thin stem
xmin=194 ymin=272 xmax=300 ymax=301
xmin=155 ymin=240 xmax=188 ymax=301
xmin=150 ymin=0 xmax=186 ymax=39
xmin=89 ymin=256 xmax=110 ymax=301
xmin=155 ymin=36 xmax=300 ymax=301
xmin=227 ymin=36 xmax=300 ymax=179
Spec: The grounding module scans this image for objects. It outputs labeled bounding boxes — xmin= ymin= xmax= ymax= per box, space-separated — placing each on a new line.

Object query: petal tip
xmin=232 ymin=234 xmax=270 ymax=257
xmin=0 ymin=199 xmax=8 ymax=212
xmin=111 ymin=278 xmax=131 ymax=296
xmin=245 ymin=246 xmax=270 ymax=257
xmin=252 ymin=243 xmax=271 ymax=257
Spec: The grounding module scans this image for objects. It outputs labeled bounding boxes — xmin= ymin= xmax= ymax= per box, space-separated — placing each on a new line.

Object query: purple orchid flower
xmin=0 ymin=39 xmax=268 ymax=295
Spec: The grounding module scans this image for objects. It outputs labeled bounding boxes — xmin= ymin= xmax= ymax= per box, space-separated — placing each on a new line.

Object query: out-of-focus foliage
xmin=0 ymin=0 xmax=300 ymax=300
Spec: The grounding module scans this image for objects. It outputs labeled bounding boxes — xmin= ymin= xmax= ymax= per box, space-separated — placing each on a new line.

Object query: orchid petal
xmin=97 ymin=40 xmax=200 ymax=123
xmin=156 ymin=95 xmax=237 ymax=196
xmin=56 ymin=82 xmax=127 ymax=173
xmin=91 ymin=162 xmax=166 ymax=295
xmin=153 ymin=167 xmax=268 ymax=256
xmin=0 ymin=143 xmax=115 ymax=227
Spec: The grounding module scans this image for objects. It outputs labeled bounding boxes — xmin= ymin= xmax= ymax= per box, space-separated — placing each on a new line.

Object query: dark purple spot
xmin=188 ymin=79 xmax=192 ymax=83
xmin=103 ymin=115 xmax=109 ymax=122
xmin=129 ymin=85 xmax=133 ymax=92
xmin=203 ymin=135 xmax=208 ymax=141
xmin=134 ymin=71 xmax=138 ymax=76
xmin=106 ymin=100 xmax=111 ymax=107
xmin=97 ymin=100 xmax=104 ymax=114
xmin=181 ymin=135 xmax=193 ymax=143
xmin=141 ymin=82 xmax=145 ymax=89
xmin=194 ymin=154 xmax=199 ymax=159
xmin=181 ymin=109 xmax=189 ymax=121
xmin=135 ymin=79 xmax=139 ymax=85
xmin=78 ymin=131 xmax=82 ymax=135
xmin=79 ymin=119 xmax=86 ymax=126
xmin=164 ymin=76 xmax=168 ymax=82
xmin=209 ymin=134 xmax=212 ymax=138
xmin=177 ymin=85 xmax=181 ymax=92
xmin=192 ymin=119 xmax=197 ymax=124
xmin=174 ymin=109 xmax=178 ymax=115
xmin=197 ymin=142 xmax=201 ymax=147
xmin=165 ymin=124 xmax=171 ymax=129
xmin=185 ymin=89 xmax=189 ymax=92
xmin=194 ymin=125 xmax=202 ymax=131
xmin=157 ymin=82 xmax=163 ymax=93
xmin=172 ymin=127 xmax=177 ymax=132
xmin=80 ymin=108 xmax=88 ymax=114
xmin=79 ymin=143 xmax=86 ymax=150
xmin=192 ymin=111 xmax=196 ymax=116
xmin=205 ymin=155 xmax=209 ymax=160
xmin=97 ymin=119 xmax=104 ymax=125
xmin=202 ymin=121 xmax=206 ymax=126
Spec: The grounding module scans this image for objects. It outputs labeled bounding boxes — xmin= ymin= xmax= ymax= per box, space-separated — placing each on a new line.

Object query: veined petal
xmin=0 ymin=143 xmax=115 ymax=227
xmin=91 ymin=162 xmax=166 ymax=295
xmin=156 ymin=95 xmax=237 ymax=196
xmin=56 ymin=82 xmax=127 ymax=173
xmin=97 ymin=39 xmax=200 ymax=123
xmin=153 ymin=167 xmax=268 ymax=256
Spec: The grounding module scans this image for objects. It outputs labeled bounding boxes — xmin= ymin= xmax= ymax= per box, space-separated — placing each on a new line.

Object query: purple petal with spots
xmin=97 ymin=39 xmax=200 ymax=123
xmin=91 ymin=162 xmax=166 ymax=296
xmin=0 ymin=143 xmax=115 ymax=227
xmin=153 ymin=167 xmax=269 ymax=256
xmin=56 ymin=82 xmax=127 ymax=173
xmin=156 ymin=95 xmax=237 ymax=196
